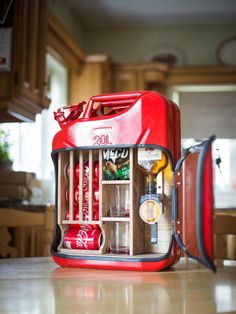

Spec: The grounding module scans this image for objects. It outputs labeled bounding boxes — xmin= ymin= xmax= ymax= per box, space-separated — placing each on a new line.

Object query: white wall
xmin=49 ymin=0 xmax=85 ymax=46
xmin=50 ymin=1 xmax=236 ymax=66
xmin=82 ymin=25 xmax=236 ymax=65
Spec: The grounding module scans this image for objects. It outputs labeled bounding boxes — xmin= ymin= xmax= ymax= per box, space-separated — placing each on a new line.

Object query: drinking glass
xmin=108 ymin=185 xmax=130 ymax=217
xmin=109 ymin=222 xmax=129 ymax=254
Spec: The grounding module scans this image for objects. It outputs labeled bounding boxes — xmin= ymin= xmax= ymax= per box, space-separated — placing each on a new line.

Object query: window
xmin=182 ymin=138 xmax=236 ymax=208
xmin=170 ymin=84 xmax=236 ymax=209
xmin=0 ymin=54 xmax=68 ymax=203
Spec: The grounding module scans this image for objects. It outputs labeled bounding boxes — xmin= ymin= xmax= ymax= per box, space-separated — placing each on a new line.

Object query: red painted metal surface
xmin=52 ymin=254 xmax=176 ymax=272
xmin=52 ymin=91 xmax=180 ymax=163
xmin=51 ymin=91 xmax=215 ymax=272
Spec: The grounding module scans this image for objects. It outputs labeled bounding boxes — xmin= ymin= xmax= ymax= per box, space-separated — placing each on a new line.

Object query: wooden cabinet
xmin=167 ymin=66 xmax=236 ymax=85
xmin=112 ymin=62 xmax=169 ymax=94
xmin=0 ymin=0 xmax=49 ymax=122
xmin=71 ymin=59 xmax=169 ymax=104
xmin=70 ymin=58 xmax=170 ymax=104
xmin=70 ymin=55 xmax=112 ymax=104
xmin=0 ymin=206 xmax=54 ymax=258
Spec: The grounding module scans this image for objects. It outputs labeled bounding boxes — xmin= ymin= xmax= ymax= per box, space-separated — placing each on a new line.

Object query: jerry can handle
xmin=82 ymin=91 xmax=143 ymax=119
xmin=54 ymin=102 xmax=85 ymax=128
xmin=91 ymin=92 xmax=142 ymax=103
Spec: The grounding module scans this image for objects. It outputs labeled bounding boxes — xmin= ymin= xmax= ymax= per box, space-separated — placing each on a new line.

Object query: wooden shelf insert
xmin=62 ymin=220 xmax=101 ymax=225
xmin=59 ymin=248 xmax=102 ymax=255
xmin=101 ymin=180 xmax=130 ymax=185
xmin=101 ymin=217 xmax=130 ymax=222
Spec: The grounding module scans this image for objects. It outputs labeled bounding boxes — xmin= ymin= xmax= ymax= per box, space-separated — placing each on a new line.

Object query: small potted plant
xmin=0 ymin=129 xmax=12 ymax=170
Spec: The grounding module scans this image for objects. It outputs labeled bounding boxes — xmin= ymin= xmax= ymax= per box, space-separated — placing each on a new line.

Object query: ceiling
xmin=67 ymin=0 xmax=236 ymax=28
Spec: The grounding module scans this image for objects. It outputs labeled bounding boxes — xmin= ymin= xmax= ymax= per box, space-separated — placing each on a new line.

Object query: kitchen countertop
xmin=0 ymin=257 xmax=235 ymax=313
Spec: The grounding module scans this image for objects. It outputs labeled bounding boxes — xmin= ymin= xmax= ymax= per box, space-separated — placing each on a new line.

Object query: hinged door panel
xmin=173 ymin=136 xmax=216 ymax=272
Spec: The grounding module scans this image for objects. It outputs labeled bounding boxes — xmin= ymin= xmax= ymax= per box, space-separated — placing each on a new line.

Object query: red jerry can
xmin=51 ymin=91 xmax=216 ymax=272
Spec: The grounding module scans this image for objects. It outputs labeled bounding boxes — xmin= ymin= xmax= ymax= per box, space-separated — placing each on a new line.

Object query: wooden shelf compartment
xmin=62 ymin=220 xmax=101 ymax=225
xmin=56 ymin=146 xmax=173 ymax=258
xmin=57 ymin=151 xmax=70 ymax=225
xmin=101 ymin=180 xmax=130 ymax=185
xmin=101 ymin=217 xmax=130 ymax=222
xmin=58 ymin=248 xmax=103 ymax=255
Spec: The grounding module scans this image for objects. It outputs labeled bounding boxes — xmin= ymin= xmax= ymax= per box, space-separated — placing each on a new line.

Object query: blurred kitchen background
xmin=0 ymin=0 xmax=236 ymax=259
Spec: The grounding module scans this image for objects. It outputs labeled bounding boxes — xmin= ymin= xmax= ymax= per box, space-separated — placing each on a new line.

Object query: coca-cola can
xmin=64 ymin=227 xmax=102 ymax=250
xmin=65 ymin=162 xmax=80 ymax=183
xmin=65 ymin=206 xmax=79 ymax=220
xmin=84 ymin=162 xmax=89 ymax=177
xmin=83 ymin=186 xmax=99 ymax=204
xmin=94 ymin=161 xmax=99 ymax=178
xmin=93 ymin=184 xmax=99 ymax=203
xmin=74 ymin=205 xmax=99 ymax=221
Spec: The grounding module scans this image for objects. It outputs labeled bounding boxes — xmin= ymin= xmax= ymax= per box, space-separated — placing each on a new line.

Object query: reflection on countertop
xmin=0 ymin=257 xmax=236 ymax=314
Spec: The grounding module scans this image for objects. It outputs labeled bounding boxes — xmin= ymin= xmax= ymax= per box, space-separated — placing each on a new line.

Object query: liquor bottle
xmin=137 ymin=148 xmax=168 ymax=244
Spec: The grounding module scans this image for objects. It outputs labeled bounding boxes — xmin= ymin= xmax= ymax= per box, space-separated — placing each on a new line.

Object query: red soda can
xmin=63 ymin=227 xmax=102 ymax=250
xmin=65 ymin=186 xmax=78 ymax=201
xmin=84 ymin=162 xmax=89 ymax=177
xmin=94 ymin=161 xmax=99 ymax=177
xmin=75 ymin=162 xmax=80 ymax=179
xmin=93 ymin=184 xmax=99 ymax=204
xmin=65 ymin=162 xmax=80 ymax=183
xmin=74 ymin=206 xmax=99 ymax=223
xmin=83 ymin=202 xmax=89 ymax=220
xmin=83 ymin=186 xmax=99 ymax=204
xmin=93 ymin=204 xmax=99 ymax=220
xmin=65 ymin=205 xmax=79 ymax=220
xmin=74 ymin=186 xmax=80 ymax=204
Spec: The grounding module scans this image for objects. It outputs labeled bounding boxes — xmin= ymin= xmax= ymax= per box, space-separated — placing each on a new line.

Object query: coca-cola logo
xmin=76 ymin=229 xmax=89 ymax=249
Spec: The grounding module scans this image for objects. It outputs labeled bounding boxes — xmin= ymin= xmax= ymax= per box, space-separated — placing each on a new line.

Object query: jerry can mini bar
xmin=51 ymin=91 xmax=216 ymax=272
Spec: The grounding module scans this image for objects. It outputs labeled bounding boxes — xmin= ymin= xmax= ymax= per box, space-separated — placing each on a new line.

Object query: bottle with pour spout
xmin=137 ymin=148 xmax=168 ymax=244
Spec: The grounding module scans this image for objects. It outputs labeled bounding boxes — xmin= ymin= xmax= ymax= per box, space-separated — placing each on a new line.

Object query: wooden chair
xmin=215 ymin=211 xmax=236 ymax=260
xmin=0 ymin=206 xmax=54 ymax=258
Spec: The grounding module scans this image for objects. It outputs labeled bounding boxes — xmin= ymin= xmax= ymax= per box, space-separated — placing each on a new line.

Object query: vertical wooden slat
xmin=129 ymin=148 xmax=134 ymax=255
xmin=79 ymin=151 xmax=84 ymax=221
xmin=88 ymin=150 xmax=94 ymax=221
xmin=44 ymin=205 xmax=54 ymax=256
xmin=29 ymin=227 xmax=36 ymax=257
xmin=69 ymin=151 xmax=75 ymax=220
xmin=57 ymin=153 xmax=62 ymax=224
xmin=19 ymin=227 xmax=26 ymax=257
xmin=58 ymin=152 xmax=68 ymax=224
xmin=36 ymin=228 xmax=42 ymax=256
xmin=99 ymin=150 xmax=103 ymax=220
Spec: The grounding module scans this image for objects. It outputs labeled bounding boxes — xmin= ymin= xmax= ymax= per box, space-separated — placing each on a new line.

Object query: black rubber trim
xmin=51 ymin=235 xmax=174 ymax=263
xmin=52 ymin=143 xmax=175 ymax=165
xmin=197 ymin=135 xmax=216 ymax=272
xmin=173 ymin=135 xmax=216 ymax=272
xmin=50 ymin=155 xmax=61 ymax=253
xmin=51 ymin=143 xmax=175 ymax=263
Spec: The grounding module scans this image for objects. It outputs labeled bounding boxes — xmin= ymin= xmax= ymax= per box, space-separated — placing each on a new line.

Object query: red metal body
xmin=52 ymin=91 xmax=181 ymax=163
xmin=51 ymin=91 xmax=215 ymax=272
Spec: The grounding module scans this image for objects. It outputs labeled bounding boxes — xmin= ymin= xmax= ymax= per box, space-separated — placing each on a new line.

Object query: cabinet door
xmin=71 ymin=55 xmax=112 ymax=104
xmin=0 ymin=0 xmax=49 ymax=122
xmin=14 ymin=0 xmax=48 ymax=107
xmin=174 ymin=136 xmax=216 ymax=272
xmin=112 ymin=63 xmax=169 ymax=93
xmin=113 ymin=68 xmax=139 ymax=92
